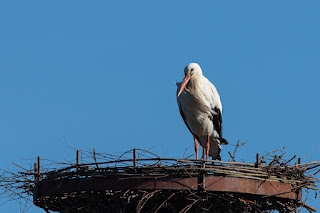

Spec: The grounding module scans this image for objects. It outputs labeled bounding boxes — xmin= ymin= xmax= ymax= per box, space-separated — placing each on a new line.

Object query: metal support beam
xmin=37 ymin=156 xmax=40 ymax=180
xmin=255 ymin=153 xmax=259 ymax=168
xmin=133 ymin=149 xmax=136 ymax=168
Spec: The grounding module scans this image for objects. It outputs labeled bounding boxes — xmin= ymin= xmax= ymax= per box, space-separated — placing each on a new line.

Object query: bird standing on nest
xmin=176 ymin=63 xmax=228 ymax=160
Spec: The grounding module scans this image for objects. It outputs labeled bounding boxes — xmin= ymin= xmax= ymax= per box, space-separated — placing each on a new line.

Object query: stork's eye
xmin=191 ymin=68 xmax=194 ymax=71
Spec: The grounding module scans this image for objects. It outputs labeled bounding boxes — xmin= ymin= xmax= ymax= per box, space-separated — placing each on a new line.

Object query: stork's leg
xmin=193 ymin=135 xmax=199 ymax=159
xmin=206 ymin=134 xmax=210 ymax=159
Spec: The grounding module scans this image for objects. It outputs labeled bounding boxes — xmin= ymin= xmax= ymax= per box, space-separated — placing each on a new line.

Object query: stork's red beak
xmin=177 ymin=74 xmax=191 ymax=97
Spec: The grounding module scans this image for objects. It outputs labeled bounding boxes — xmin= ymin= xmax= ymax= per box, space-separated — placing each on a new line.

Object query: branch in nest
xmin=302 ymin=141 xmax=320 ymax=159
xmin=228 ymin=152 xmax=236 ymax=162
xmin=229 ymin=140 xmax=247 ymax=162
xmin=284 ymin=155 xmax=296 ymax=166
xmin=260 ymin=147 xmax=286 ymax=161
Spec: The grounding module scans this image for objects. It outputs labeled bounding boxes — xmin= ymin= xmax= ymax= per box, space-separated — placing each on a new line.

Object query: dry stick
xmin=239 ymin=198 xmax=256 ymax=204
xmin=294 ymin=161 xmax=319 ymax=168
xmin=137 ymin=190 xmax=160 ymax=213
xmin=92 ymin=149 xmax=99 ymax=168
xmin=179 ymin=199 xmax=199 ymax=213
xmin=228 ymin=151 xmax=235 ymax=162
xmin=305 ymin=186 xmax=317 ymax=190
xmin=40 ymin=161 xmax=312 ymax=185
xmin=232 ymin=140 xmax=247 ymax=157
xmin=154 ymin=193 xmax=175 ymax=213
xmin=302 ymin=141 xmax=320 ymax=159
xmin=41 ymin=164 xmax=307 ymax=186
xmin=63 ymin=136 xmax=76 ymax=151
xmin=134 ymin=148 xmax=161 ymax=160
xmin=276 ymin=200 xmax=285 ymax=207
xmin=276 ymin=201 xmax=295 ymax=212
xmin=306 ymin=164 xmax=320 ymax=171
xmin=183 ymin=147 xmax=190 ymax=159
xmin=284 ymin=155 xmax=296 ymax=165
xmin=299 ymin=202 xmax=317 ymax=212
xmin=260 ymin=147 xmax=287 ymax=161
xmin=16 ymin=175 xmax=32 ymax=182
xmin=151 ymin=153 xmax=286 ymax=167
xmin=302 ymin=185 xmax=310 ymax=212
xmin=310 ymin=169 xmax=320 ymax=178
xmin=49 ymin=157 xmax=258 ymax=174
xmin=115 ymin=149 xmax=136 ymax=167
xmin=11 ymin=163 xmax=28 ymax=172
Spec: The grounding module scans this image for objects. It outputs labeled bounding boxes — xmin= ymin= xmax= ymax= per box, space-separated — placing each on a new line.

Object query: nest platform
xmin=1 ymin=149 xmax=319 ymax=212
xmin=31 ymin=149 xmax=319 ymax=213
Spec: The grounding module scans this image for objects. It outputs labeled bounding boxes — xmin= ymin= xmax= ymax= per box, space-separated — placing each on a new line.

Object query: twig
xmin=302 ymin=141 xmax=320 ymax=159
xmin=260 ymin=147 xmax=287 ymax=161
xmin=92 ymin=149 xmax=99 ymax=168
xmin=284 ymin=155 xmax=296 ymax=165
xmin=154 ymin=193 xmax=175 ymax=213
xmin=228 ymin=151 xmax=235 ymax=162
xmin=11 ymin=163 xmax=29 ymax=172
xmin=231 ymin=140 xmax=247 ymax=161
xmin=179 ymin=199 xmax=199 ymax=213
xmin=299 ymin=202 xmax=317 ymax=212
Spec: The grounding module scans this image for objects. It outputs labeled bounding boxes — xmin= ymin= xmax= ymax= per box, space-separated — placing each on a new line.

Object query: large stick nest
xmin=1 ymin=146 xmax=319 ymax=213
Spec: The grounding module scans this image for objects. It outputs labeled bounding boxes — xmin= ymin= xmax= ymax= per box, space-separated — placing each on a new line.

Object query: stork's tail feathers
xmin=213 ymin=138 xmax=227 ymax=161
xmin=213 ymin=147 xmax=222 ymax=161
xmin=220 ymin=138 xmax=228 ymax=145
xmin=213 ymin=137 xmax=228 ymax=145
xmin=215 ymin=154 xmax=221 ymax=161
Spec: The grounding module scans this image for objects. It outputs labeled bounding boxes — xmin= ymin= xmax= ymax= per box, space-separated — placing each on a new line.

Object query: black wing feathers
xmin=212 ymin=107 xmax=228 ymax=145
xmin=212 ymin=107 xmax=222 ymax=136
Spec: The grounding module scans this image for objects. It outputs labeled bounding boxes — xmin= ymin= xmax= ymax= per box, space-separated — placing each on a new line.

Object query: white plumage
xmin=176 ymin=63 xmax=227 ymax=160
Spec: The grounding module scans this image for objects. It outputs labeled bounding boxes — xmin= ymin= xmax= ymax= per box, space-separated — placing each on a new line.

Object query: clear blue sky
xmin=1 ymin=1 xmax=319 ymax=212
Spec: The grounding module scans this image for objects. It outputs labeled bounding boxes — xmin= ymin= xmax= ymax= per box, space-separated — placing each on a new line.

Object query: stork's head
xmin=184 ymin=63 xmax=203 ymax=77
xmin=177 ymin=63 xmax=202 ymax=97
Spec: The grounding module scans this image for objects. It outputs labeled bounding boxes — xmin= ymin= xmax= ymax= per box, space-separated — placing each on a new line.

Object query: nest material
xmin=35 ymin=190 xmax=300 ymax=213
xmin=1 ymin=148 xmax=319 ymax=212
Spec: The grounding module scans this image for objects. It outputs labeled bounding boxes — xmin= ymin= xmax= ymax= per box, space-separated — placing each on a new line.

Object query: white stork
xmin=176 ymin=63 xmax=227 ymax=160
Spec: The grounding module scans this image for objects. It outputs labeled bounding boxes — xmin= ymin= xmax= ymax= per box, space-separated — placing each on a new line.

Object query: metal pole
xmin=76 ymin=150 xmax=79 ymax=165
xmin=76 ymin=150 xmax=79 ymax=171
xmin=37 ymin=156 xmax=40 ymax=176
xmin=34 ymin=163 xmax=37 ymax=182
xmin=133 ymin=149 xmax=136 ymax=168
xmin=255 ymin=153 xmax=259 ymax=168
xmin=202 ymin=148 xmax=205 ymax=159
xmin=201 ymin=148 xmax=206 ymax=169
